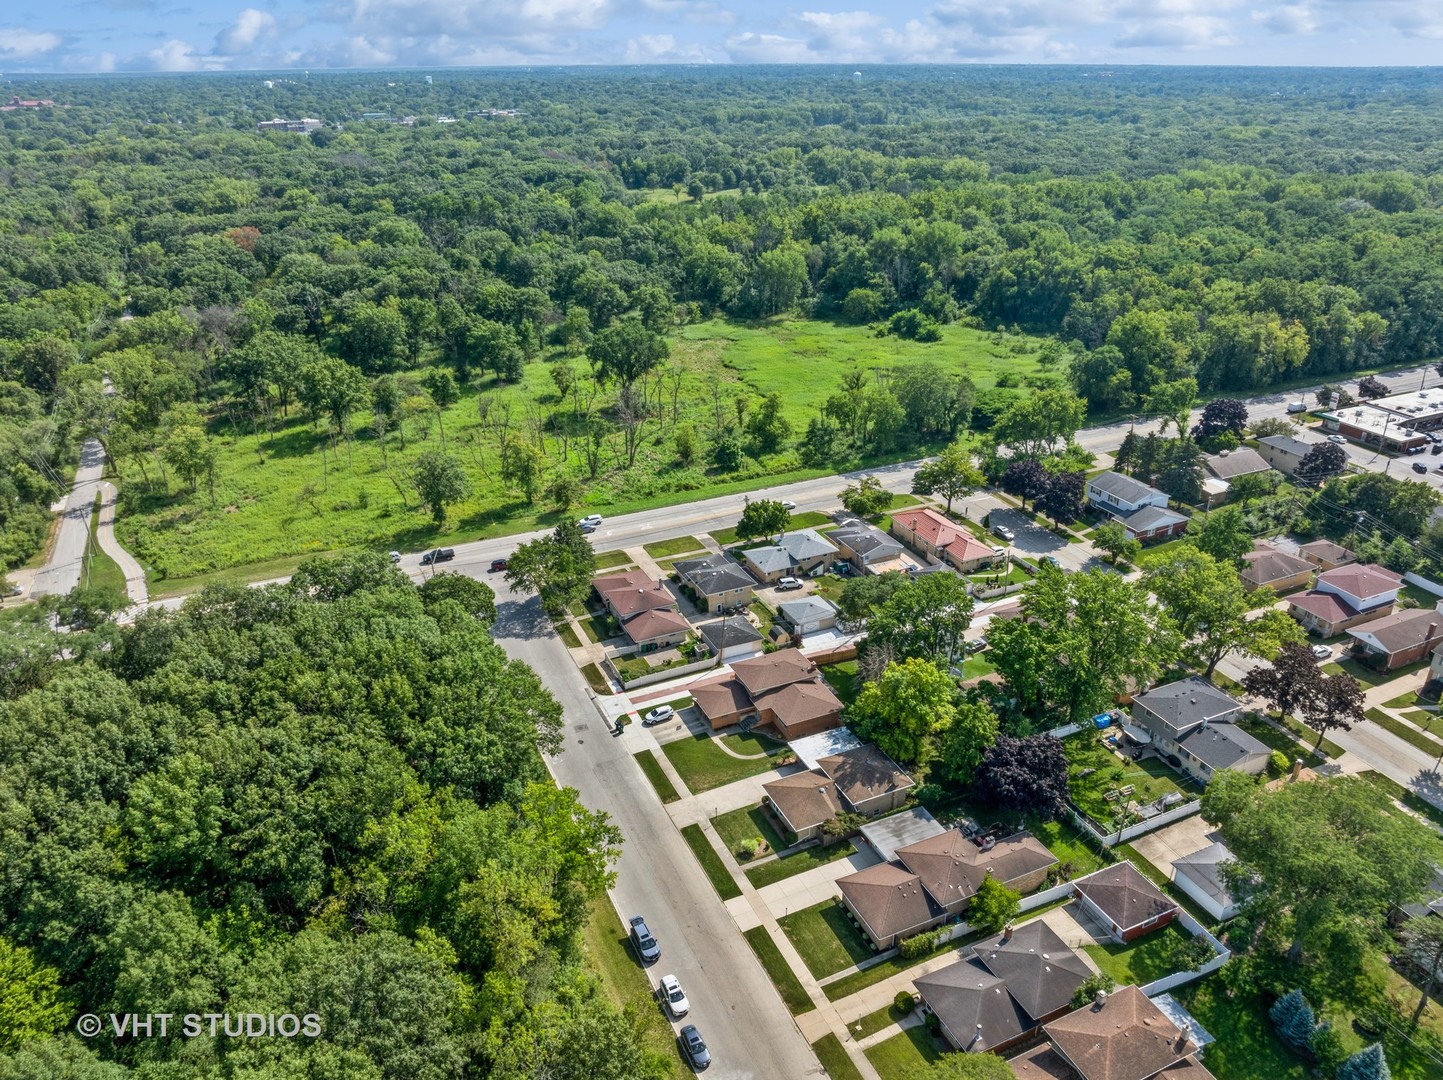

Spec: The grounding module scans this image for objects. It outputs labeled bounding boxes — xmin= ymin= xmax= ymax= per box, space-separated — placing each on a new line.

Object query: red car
xmin=489 ymin=558 xmax=509 ymax=572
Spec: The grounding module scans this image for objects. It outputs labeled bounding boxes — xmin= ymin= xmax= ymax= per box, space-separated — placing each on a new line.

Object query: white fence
xmin=1066 ymin=799 xmax=1203 ymax=849
xmin=1019 ymin=880 xmax=1074 ymax=912
xmin=1046 ymin=722 xmax=1084 ymax=739
xmin=1140 ymin=910 xmax=1231 ymax=996
xmin=607 ymin=654 xmax=719 ymax=690
xmin=1404 ymin=571 xmax=1443 ymax=598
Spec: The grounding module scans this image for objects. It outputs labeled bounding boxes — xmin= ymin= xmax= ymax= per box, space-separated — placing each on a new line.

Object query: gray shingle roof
xmin=915 ymin=958 xmax=1035 ymax=1051
xmin=969 ymin=920 xmax=1092 ymax=1020
xmin=698 ymin=616 xmax=763 ymax=650
xmin=1122 ymin=504 xmax=1188 ymax=533
xmin=777 ymin=595 xmax=839 ymax=626
xmin=674 ymin=552 xmax=755 ymax=595
xmin=1204 ymin=448 xmax=1271 ymax=480
xmin=1133 ymin=678 xmax=1241 ymax=730
xmin=1171 ymin=842 xmax=1237 ymax=911
xmin=1257 ymin=434 xmax=1315 ymax=459
xmin=832 ymin=523 xmax=904 ymax=562
xmin=1177 ymin=723 xmax=1269 ymax=770
xmin=1088 ymin=471 xmax=1167 ymax=505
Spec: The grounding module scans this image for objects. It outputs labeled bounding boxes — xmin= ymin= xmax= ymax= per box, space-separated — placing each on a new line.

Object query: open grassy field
xmin=116 ymin=316 xmax=1044 ymax=586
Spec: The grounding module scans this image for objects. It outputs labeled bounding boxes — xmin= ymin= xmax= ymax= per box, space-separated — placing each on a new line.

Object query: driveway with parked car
xmin=985 ymin=507 xmax=1106 ymax=574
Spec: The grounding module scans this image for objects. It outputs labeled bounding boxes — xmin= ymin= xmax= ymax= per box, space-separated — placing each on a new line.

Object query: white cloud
xmin=146 ymin=38 xmax=225 ymax=70
xmin=623 ymin=33 xmax=710 ymax=60
xmin=725 ymin=31 xmax=819 ymax=61
xmin=0 ymin=28 xmax=63 ymax=57
xmin=216 ymin=8 xmax=278 ymax=54
xmin=1254 ymin=3 xmax=1317 ymax=33
xmin=1115 ymin=13 xmax=1234 ymax=45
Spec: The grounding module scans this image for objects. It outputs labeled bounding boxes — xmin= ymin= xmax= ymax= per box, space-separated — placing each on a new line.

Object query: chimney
xmin=1291 ymin=758 xmax=1303 ymax=780
xmin=1094 ymin=990 xmax=1108 ymax=1009
xmin=1002 ymin=923 xmax=1014 ymax=943
xmin=1429 ymin=622 xmax=1438 ymax=641
xmin=1176 ymin=1029 xmax=1189 ymax=1052
xmin=968 ymin=1024 xmax=983 ymax=1050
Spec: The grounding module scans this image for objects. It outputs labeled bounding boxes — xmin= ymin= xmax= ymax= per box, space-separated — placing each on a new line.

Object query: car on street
xmin=1414 ymin=462 xmax=1429 ymax=473
xmin=629 ymin=915 xmax=660 ymax=964
xmin=5 ymin=583 xmax=20 ymax=596
xmin=776 ymin=577 xmax=804 ymax=590
xmin=660 ymin=974 xmax=690 ymax=1018
xmin=780 ymin=500 xmax=796 ymax=510
xmin=389 ymin=550 xmax=402 ymax=563
xmin=489 ymin=558 xmax=509 ymax=572
xmin=1434 ymin=463 xmax=1443 ymax=473
xmin=1286 ymin=401 xmax=1309 ymax=414
xmin=1312 ymin=644 xmax=1332 ymax=661
xmin=679 ymin=1025 xmax=711 ymax=1071
xmin=1040 ymin=554 xmax=1061 ymax=568
xmin=1328 ymin=434 xmax=1348 ymax=444
xmin=992 ymin=524 xmax=1015 ymax=541
xmin=420 ymin=548 xmax=455 ymax=565
xmin=643 ymin=705 xmax=675 ymax=726
xmin=577 ymin=514 xmax=603 ymax=532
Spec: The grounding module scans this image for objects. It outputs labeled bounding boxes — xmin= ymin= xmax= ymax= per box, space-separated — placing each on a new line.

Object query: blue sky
xmin=2 ymin=0 xmax=1442 ymax=73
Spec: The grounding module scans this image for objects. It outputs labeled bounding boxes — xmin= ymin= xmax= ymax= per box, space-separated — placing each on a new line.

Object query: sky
xmin=2 ymin=0 xmax=1443 ymax=74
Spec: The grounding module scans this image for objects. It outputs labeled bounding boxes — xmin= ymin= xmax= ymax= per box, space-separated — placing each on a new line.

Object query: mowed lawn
xmin=863 ymin=1026 xmax=943 ymax=1080
xmin=778 ymin=900 xmax=877 ymax=980
xmin=661 ymin=732 xmax=784 ymax=793
xmin=119 ymin=316 xmax=1036 ymax=585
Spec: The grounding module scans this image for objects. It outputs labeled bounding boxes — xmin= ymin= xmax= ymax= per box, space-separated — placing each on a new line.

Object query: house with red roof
xmin=890 ymin=507 xmax=1003 ymax=573
xmin=1287 ymin=562 xmax=1401 ymax=637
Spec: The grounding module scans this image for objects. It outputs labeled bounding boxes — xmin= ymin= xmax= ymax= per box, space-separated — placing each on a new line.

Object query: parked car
xmin=1312 ymin=644 xmax=1332 ymax=661
xmin=489 ymin=558 xmax=509 ymax=572
xmin=629 ymin=916 xmax=660 ymax=964
xmin=643 ymin=705 xmax=675 ymax=726
xmin=1414 ymin=462 xmax=1429 ymax=473
xmin=1432 ymin=444 xmax=1443 ymax=456
xmin=1434 ymin=463 xmax=1443 ymax=473
xmin=1286 ymin=401 xmax=1309 ymax=414
xmin=679 ymin=1025 xmax=711 ymax=1071
xmin=1327 ymin=434 xmax=1348 ymax=444
xmin=660 ymin=974 xmax=690 ymax=1019
xmin=1040 ymin=554 xmax=1062 ymax=568
xmin=420 ymin=548 xmax=455 ymax=565
xmin=965 ymin=637 xmax=988 ymax=654
xmin=389 ymin=550 xmax=402 ymax=563
xmin=776 ymin=576 xmax=804 ymax=591
xmin=993 ymin=524 xmax=1016 ymax=542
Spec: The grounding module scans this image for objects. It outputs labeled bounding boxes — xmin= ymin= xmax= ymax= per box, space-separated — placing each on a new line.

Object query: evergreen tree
xmin=1269 ymin=989 xmax=1317 ymax=1052
xmin=1336 ymin=1043 xmax=1391 ymax=1080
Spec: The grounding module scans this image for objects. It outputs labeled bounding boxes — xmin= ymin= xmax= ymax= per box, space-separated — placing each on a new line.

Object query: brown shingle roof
xmin=1316 ymin=562 xmax=1403 ymax=599
xmin=1044 ymin=986 xmax=1198 ymax=1080
xmin=731 ymin=649 xmax=819 ymax=697
xmin=1347 ymin=607 xmax=1443 ymax=655
xmin=756 ymin=680 xmax=843 ymax=729
xmin=1240 ymin=550 xmax=1314 ymax=588
xmin=1203 ymin=448 xmax=1270 ymax=479
xmin=762 ymin=770 xmax=842 ymax=832
xmin=970 ymin=921 xmax=1092 ymax=1021
xmin=593 ymin=568 xmax=653 ymax=596
xmin=817 ymin=745 xmax=914 ymax=808
xmin=1008 ymin=1043 xmax=1078 ymax=1078
xmin=897 ymin=831 xmax=1058 ymax=909
xmin=1073 ymin=863 xmax=1176 ymax=934
xmin=837 ymin=861 xmax=942 ymax=942
xmin=620 ymin=607 xmax=691 ymax=644
xmin=1288 ymin=590 xmax=1361 ymax=623
xmin=690 ymin=676 xmax=752 ymax=721
xmin=1297 ymin=539 xmax=1355 ymax=565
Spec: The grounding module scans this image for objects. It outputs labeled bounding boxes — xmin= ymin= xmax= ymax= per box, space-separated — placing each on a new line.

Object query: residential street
xmin=488 ymin=576 xmax=825 ymax=1080
xmin=27 ymin=436 xmax=106 ymax=599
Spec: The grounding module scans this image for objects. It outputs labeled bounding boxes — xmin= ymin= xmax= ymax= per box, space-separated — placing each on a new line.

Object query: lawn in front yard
xmin=661 ymin=732 xmax=783 ymax=793
xmin=745 ymin=841 xmax=857 ymax=888
xmin=1325 ymin=656 xmax=1429 ymax=689
xmin=820 ymin=660 xmax=861 ymax=705
xmin=742 ymin=926 xmax=814 ymax=1016
xmin=710 ymin=510 xmax=833 ymax=547
xmin=1236 ymin=714 xmax=1326 ymax=768
xmin=1082 ymin=922 xmax=1200 ymax=986
xmin=778 ymin=900 xmax=877 ymax=980
xmin=713 ymin=803 xmax=786 ymax=859
xmin=720 ymin=730 xmax=787 ymax=756
xmin=863 ymin=1026 xmax=942 ymax=1080
xmin=1062 ymin=731 xmax=1200 ymax=826
xmin=593 ymin=549 xmax=634 ymax=570
xmin=850 ymin=999 xmax=916 ymax=1041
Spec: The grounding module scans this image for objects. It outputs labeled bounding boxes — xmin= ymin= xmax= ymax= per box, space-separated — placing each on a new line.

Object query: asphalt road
xmin=488 ymin=577 xmax=824 ymax=1080
xmin=28 ymin=437 xmax=106 ymax=598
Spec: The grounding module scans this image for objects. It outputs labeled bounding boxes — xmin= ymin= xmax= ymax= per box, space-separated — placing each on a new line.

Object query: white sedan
xmin=660 ymin=974 xmax=690 ymax=1019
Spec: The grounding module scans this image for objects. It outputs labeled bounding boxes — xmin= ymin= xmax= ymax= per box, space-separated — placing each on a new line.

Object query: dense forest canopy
xmin=2 ymin=66 xmax=1443 ymax=579
xmin=0 ymin=556 xmax=678 ymax=1078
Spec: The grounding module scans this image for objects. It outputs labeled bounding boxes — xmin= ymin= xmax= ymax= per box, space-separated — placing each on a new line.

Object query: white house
xmin=1085 ymin=471 xmax=1171 ymax=515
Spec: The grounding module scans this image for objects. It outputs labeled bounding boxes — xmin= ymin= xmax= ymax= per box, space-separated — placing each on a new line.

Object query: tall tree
xmin=1000 ymin=458 xmax=1051 ymax=509
xmin=411 ymin=449 xmax=470 ymax=524
xmin=587 ymin=318 xmax=668 ymax=393
xmin=1188 ymin=506 xmax=1253 ymax=564
xmin=973 ymin=735 xmax=1070 ymax=818
xmin=505 ymin=520 xmax=596 ymax=614
xmin=1307 ymin=671 xmax=1366 ymax=749
xmin=848 ymin=658 xmax=957 ymax=765
xmin=865 ymin=572 xmax=975 ymax=665
xmin=1192 ymin=398 xmax=1249 ymax=441
xmin=840 ymin=475 xmax=893 ymax=519
xmin=1092 ymin=521 xmax=1141 ymax=566
xmin=1035 ymin=470 xmax=1084 ymax=527
xmin=1401 ymin=914 xmax=1443 ymax=1028
xmin=912 ymin=441 xmax=984 ymax=514
xmin=1242 ymin=642 xmax=1326 ymax=724
xmin=736 ymin=498 xmax=792 ymax=543
xmin=992 ymin=388 xmax=1086 ymax=459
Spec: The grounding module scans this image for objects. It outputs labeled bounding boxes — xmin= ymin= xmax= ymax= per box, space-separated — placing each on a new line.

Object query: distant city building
xmin=466 ymin=107 xmax=521 ymax=119
xmin=256 ymin=117 xmax=321 ymax=133
xmin=1 ymin=96 xmax=56 ymax=110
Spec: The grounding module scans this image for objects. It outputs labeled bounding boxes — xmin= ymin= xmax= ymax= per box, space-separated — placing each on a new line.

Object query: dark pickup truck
xmin=421 ymin=548 xmax=456 ymax=566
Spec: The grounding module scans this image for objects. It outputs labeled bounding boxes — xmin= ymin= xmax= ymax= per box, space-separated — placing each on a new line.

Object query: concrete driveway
xmin=987 ymin=507 xmax=1105 ymax=574
xmin=1127 ymin=814 xmax=1223 ymax=880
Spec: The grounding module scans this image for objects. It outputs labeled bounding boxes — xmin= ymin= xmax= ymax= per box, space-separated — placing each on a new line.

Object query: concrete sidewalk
xmin=97 ymin=482 xmax=147 ymax=603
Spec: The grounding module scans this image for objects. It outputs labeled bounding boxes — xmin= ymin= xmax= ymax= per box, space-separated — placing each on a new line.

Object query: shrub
xmin=1336 ymin=1042 xmax=1390 ymax=1080
xmin=1309 ymin=1023 xmax=1347 ymax=1075
xmin=736 ymin=837 xmax=760 ymax=860
xmin=898 ymin=927 xmax=945 ymax=959
xmin=1071 ymin=972 xmax=1116 ymax=1010
xmin=1269 ymin=989 xmax=1318 ymax=1053
xmin=924 ymin=1011 xmax=941 ymax=1035
xmin=894 ymin=990 xmax=916 ymax=1013
xmin=1267 ymin=749 xmax=1292 ymax=777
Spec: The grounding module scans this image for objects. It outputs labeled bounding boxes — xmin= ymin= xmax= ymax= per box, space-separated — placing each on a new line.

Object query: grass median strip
xmin=742 ymin=925 xmax=814 ymax=1016
xmin=554 ymin=620 xmax=583 ymax=649
xmin=1365 ymin=707 xmax=1443 ymax=758
xmin=635 ymin=750 xmax=681 ymax=804
xmin=643 ymin=535 xmax=706 ymax=558
xmin=811 ymin=1034 xmax=865 ymax=1080
xmin=680 ymin=824 xmax=742 ymax=901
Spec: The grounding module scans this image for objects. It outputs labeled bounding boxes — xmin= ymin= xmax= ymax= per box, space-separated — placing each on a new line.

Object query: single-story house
xmin=1288 ymin=562 xmax=1401 ymax=636
xmin=840 ymin=830 xmax=1057 ymax=948
xmin=1086 ymin=472 xmax=1171 ymax=516
xmin=673 ymin=553 xmax=755 ymax=612
xmin=619 ymin=607 xmax=692 ymax=650
xmin=593 ymin=569 xmax=676 ymax=621
xmin=1130 ymin=676 xmax=1267 ymax=782
xmin=1119 ymin=504 xmax=1190 ymax=543
xmin=698 ymin=616 xmax=764 ymax=661
xmin=1256 ymin=433 xmax=1317 ymax=478
xmin=1240 ymin=547 xmax=1315 ymax=594
xmin=816 ymin=744 xmax=914 ymax=816
xmin=1014 ymin=985 xmax=1213 ymax=1080
xmin=968 ymin=920 xmax=1093 ymax=1026
xmin=761 ymin=771 xmax=842 ymax=843
xmin=1297 ymin=539 xmax=1356 ymax=571
xmin=742 ymin=528 xmax=839 ymax=583
xmin=916 ymin=958 xmax=1035 ymax=1054
xmin=790 ymin=727 xmax=865 ymax=770
xmin=1171 ymin=841 xmax=1240 ymax=922
xmin=1346 ymin=608 xmax=1443 ymax=671
xmin=1072 ymin=862 xmax=1178 ymax=943
xmin=1199 ymin=476 xmax=1231 ymax=509
xmin=890 ymin=507 xmax=1004 ymax=573
xmin=1203 ymin=448 xmax=1271 ymax=482
xmin=776 ymin=595 xmax=840 ymax=636
xmin=690 ymin=649 xmax=844 ymax=739
xmin=836 ymin=861 xmax=943 ymax=949
xmin=858 ymin=806 xmax=946 ymax=863
xmin=831 ymin=521 xmax=907 ymax=574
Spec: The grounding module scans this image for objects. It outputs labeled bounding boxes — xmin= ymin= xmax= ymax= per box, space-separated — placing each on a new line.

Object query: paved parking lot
xmin=987 ymin=507 xmax=1107 ymax=574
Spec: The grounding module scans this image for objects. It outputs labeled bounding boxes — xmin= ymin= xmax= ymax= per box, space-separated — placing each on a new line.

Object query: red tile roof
xmin=1315 ymin=562 xmax=1403 ymax=599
